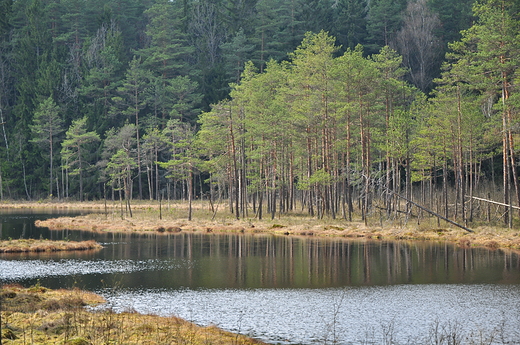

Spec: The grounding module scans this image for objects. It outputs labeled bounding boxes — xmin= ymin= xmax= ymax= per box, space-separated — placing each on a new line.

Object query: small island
xmin=0 ymin=239 xmax=102 ymax=253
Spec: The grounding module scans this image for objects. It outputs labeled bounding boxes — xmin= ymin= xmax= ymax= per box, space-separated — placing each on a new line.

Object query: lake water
xmin=1 ymin=210 xmax=520 ymax=344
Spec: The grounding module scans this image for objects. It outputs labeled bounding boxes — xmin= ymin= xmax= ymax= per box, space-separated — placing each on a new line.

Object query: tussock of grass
xmin=0 ymin=239 xmax=102 ymax=253
xmin=0 ymin=285 xmax=267 ymax=345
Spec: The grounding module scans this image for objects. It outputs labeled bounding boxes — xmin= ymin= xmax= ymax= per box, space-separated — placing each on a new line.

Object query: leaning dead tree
xmin=384 ymin=187 xmax=474 ymax=233
xmin=468 ymin=195 xmax=520 ymax=211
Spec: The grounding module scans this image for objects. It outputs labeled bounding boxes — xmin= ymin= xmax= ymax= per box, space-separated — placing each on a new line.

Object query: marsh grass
xmin=22 ymin=199 xmax=520 ymax=251
xmin=0 ymin=239 xmax=102 ymax=253
xmin=0 ymin=285 xmax=266 ymax=345
xmin=357 ymin=318 xmax=514 ymax=345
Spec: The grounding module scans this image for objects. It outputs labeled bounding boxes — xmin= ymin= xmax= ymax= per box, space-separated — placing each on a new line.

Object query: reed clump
xmin=0 ymin=284 xmax=267 ymax=345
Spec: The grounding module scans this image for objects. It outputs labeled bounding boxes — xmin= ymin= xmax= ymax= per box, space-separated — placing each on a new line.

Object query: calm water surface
xmin=1 ymin=210 xmax=520 ymax=344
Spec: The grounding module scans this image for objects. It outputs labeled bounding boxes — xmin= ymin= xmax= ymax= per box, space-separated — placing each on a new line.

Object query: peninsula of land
xmin=3 ymin=200 xmax=516 ymax=251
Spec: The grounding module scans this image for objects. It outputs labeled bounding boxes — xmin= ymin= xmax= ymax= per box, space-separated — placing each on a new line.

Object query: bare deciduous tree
xmin=394 ymin=0 xmax=442 ymax=92
xmin=189 ymin=1 xmax=224 ymax=67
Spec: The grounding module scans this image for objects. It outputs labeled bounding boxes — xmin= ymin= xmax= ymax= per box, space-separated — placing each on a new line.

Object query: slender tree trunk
xmin=306 ymin=128 xmax=314 ymax=217
xmin=469 ymin=139 xmax=474 ymax=222
xmin=0 ymin=166 xmax=2 ymax=201
xmin=118 ymin=179 xmax=123 ymax=219
xmin=228 ymin=105 xmax=239 ymax=219
xmin=78 ymin=146 xmax=84 ymax=202
xmin=443 ymin=157 xmax=448 ymax=219
xmin=346 ymin=112 xmax=353 ymax=221
xmin=503 ymin=104 xmax=510 ymax=226
xmin=508 ymin=121 xmax=520 ymax=218
xmin=188 ymin=166 xmax=193 ymax=221
xmin=258 ymin=158 xmax=264 ymax=220
xmin=136 ymin=121 xmax=143 ymax=200
xmin=457 ymin=85 xmax=466 ymax=224
xmin=271 ymin=151 xmax=277 ymax=220
xmin=125 ymin=169 xmax=133 ymax=217
xmin=147 ymin=164 xmax=153 ymax=201
xmin=49 ymin=131 xmax=53 ymax=198
xmin=289 ymin=150 xmax=295 ymax=211
xmin=155 ymin=147 xmax=160 ymax=201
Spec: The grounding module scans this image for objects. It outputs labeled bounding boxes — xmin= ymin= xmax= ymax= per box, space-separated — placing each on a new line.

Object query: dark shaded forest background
xmin=0 ymin=0 xmax=518 ymax=226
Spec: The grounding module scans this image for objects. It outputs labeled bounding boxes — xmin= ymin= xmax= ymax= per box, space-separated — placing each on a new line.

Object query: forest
xmin=0 ymin=0 xmax=518 ymax=227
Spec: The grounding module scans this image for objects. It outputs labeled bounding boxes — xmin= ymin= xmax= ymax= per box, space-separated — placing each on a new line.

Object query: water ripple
xmin=99 ymin=285 xmax=520 ymax=345
xmin=0 ymin=259 xmax=192 ymax=281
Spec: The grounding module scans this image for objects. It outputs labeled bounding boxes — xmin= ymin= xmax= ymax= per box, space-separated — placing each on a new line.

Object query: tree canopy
xmin=2 ymin=0 xmax=520 ymax=228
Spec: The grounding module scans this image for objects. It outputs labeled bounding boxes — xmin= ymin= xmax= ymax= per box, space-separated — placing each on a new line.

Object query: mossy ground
xmin=0 ymin=285 xmax=266 ymax=345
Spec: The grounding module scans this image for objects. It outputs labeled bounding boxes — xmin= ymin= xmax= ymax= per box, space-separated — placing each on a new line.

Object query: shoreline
xmin=2 ymin=200 xmax=520 ymax=251
xmin=2 ymin=202 xmax=520 ymax=344
xmin=0 ymin=284 xmax=267 ymax=345
xmin=36 ymin=214 xmax=520 ymax=251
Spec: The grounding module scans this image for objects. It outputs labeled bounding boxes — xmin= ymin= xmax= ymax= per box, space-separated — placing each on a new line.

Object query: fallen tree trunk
xmin=468 ymin=195 xmax=520 ymax=211
xmin=386 ymin=189 xmax=474 ymax=233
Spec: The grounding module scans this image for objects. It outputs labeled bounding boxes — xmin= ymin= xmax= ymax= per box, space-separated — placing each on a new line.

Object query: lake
xmin=1 ymin=209 xmax=520 ymax=344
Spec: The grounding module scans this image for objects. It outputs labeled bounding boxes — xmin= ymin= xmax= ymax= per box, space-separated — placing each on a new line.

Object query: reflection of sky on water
xmin=0 ymin=258 xmax=194 ymax=281
xmin=100 ymin=285 xmax=520 ymax=345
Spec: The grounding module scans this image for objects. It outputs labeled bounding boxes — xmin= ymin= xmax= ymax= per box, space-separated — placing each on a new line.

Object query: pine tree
xmin=61 ymin=117 xmax=100 ymax=201
xmin=160 ymin=119 xmax=199 ymax=220
xmin=142 ymin=127 xmax=168 ymax=200
xmin=107 ymin=148 xmax=137 ymax=217
xmin=0 ymin=0 xmax=12 ymax=40
xmin=111 ymin=56 xmax=153 ymax=199
xmin=333 ymin=45 xmax=381 ymax=221
xmin=447 ymin=0 xmax=520 ymax=226
xmin=29 ymin=96 xmax=63 ymax=197
xmin=428 ymin=0 xmax=475 ymax=45
xmin=287 ymin=31 xmax=339 ymax=218
xmin=101 ymin=124 xmax=137 ymax=203
xmin=219 ymin=0 xmax=258 ymax=37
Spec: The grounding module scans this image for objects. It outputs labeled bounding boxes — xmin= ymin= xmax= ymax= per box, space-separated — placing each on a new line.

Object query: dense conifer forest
xmin=0 ymin=0 xmax=519 ymax=227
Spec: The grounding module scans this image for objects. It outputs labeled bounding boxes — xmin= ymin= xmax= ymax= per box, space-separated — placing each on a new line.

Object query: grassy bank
xmin=2 ymin=199 xmax=520 ymax=250
xmin=0 ymin=285 xmax=267 ymax=345
xmin=6 ymin=200 xmax=514 ymax=251
xmin=0 ymin=239 xmax=102 ymax=253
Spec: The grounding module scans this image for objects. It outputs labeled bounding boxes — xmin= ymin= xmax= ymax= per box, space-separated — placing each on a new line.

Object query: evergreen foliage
xmin=2 ymin=0 xmax=520 ymax=229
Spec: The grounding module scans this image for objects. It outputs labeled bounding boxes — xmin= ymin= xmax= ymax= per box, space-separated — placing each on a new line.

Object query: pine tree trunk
xmin=188 ymin=167 xmax=193 ymax=221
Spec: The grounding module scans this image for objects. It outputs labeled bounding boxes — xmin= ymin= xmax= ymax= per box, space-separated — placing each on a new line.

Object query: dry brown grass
xmin=0 ymin=285 xmax=266 ymax=345
xmin=0 ymin=239 xmax=103 ymax=253
xmin=3 ymin=200 xmax=520 ymax=251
